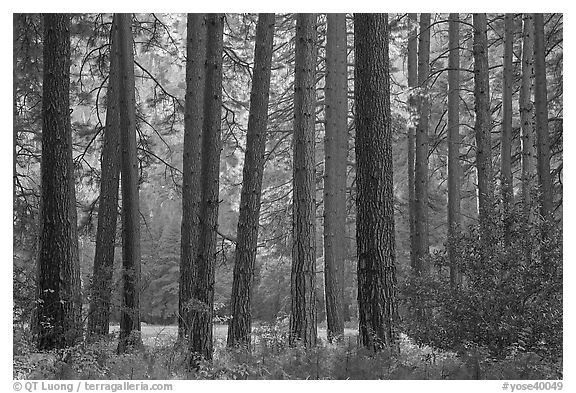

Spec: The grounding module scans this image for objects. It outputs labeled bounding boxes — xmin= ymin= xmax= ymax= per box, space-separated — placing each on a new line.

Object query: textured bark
xmin=179 ymin=13 xmax=206 ymax=340
xmin=189 ymin=13 xmax=224 ymax=361
xmin=447 ymin=13 xmax=462 ymax=286
xmin=88 ymin=15 xmax=121 ymax=338
xmin=290 ymin=13 xmax=318 ymax=348
xmin=227 ymin=13 xmax=275 ymax=348
xmin=407 ymin=13 xmax=417 ymax=271
xmin=519 ymin=14 xmax=536 ymax=248
xmin=501 ymin=13 xmax=514 ymax=245
xmin=414 ymin=13 xmax=430 ymax=275
xmin=117 ymin=13 xmax=142 ymax=354
xmin=472 ymin=13 xmax=495 ymax=246
xmin=36 ymin=13 xmax=82 ymax=350
xmin=323 ymin=12 xmax=346 ymax=342
xmin=354 ymin=13 xmax=398 ymax=351
xmin=533 ymin=13 xmax=553 ymax=222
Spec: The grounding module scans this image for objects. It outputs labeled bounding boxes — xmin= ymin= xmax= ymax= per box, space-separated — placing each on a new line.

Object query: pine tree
xmin=414 ymin=13 xmax=430 ymax=275
xmin=407 ymin=13 xmax=418 ymax=271
xmin=36 ymin=13 xmax=82 ymax=350
xmin=179 ymin=13 xmax=206 ymax=339
xmin=189 ymin=13 xmax=224 ymax=362
xmin=227 ymin=13 xmax=275 ymax=347
xmin=88 ymin=14 xmax=121 ymax=338
xmin=117 ymin=12 xmax=142 ymax=354
xmin=323 ymin=12 xmax=346 ymax=342
xmin=447 ymin=13 xmax=462 ymax=285
xmin=290 ymin=13 xmax=318 ymax=347
xmin=354 ymin=12 xmax=398 ymax=351
xmin=501 ymin=13 xmax=514 ymax=245
xmin=472 ymin=13 xmax=495 ymax=247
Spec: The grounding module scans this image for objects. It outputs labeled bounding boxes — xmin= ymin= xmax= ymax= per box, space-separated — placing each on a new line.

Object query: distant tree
xmin=447 ymin=13 xmax=462 ymax=285
xmin=323 ymin=12 xmax=346 ymax=342
xmin=35 ymin=13 xmax=82 ymax=350
xmin=189 ymin=13 xmax=224 ymax=362
xmin=117 ymin=13 xmax=142 ymax=354
xmin=88 ymin=14 xmax=121 ymax=338
xmin=533 ymin=13 xmax=553 ymax=223
xmin=519 ymin=13 xmax=536 ymax=262
xmin=290 ymin=13 xmax=318 ymax=347
xmin=354 ymin=12 xmax=398 ymax=351
xmin=472 ymin=13 xmax=495 ymax=247
xmin=179 ymin=13 xmax=206 ymax=339
xmin=501 ymin=13 xmax=514 ymax=245
xmin=414 ymin=13 xmax=430 ymax=275
xmin=407 ymin=13 xmax=417 ymax=271
xmin=227 ymin=13 xmax=275 ymax=347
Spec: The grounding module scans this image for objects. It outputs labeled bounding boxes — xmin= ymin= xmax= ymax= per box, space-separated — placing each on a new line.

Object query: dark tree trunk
xmin=227 ymin=13 xmax=275 ymax=348
xmin=533 ymin=13 xmax=553 ymax=222
xmin=323 ymin=12 xmax=347 ymax=343
xmin=88 ymin=14 xmax=121 ymax=338
xmin=501 ymin=13 xmax=514 ymax=246
xmin=414 ymin=13 xmax=430 ymax=275
xmin=36 ymin=13 xmax=82 ymax=350
xmin=472 ymin=13 xmax=495 ymax=247
xmin=407 ymin=13 xmax=417 ymax=271
xmin=447 ymin=13 xmax=462 ymax=286
xmin=179 ymin=13 xmax=206 ymax=340
xmin=520 ymin=13 xmax=536 ymax=262
xmin=117 ymin=13 xmax=142 ymax=354
xmin=290 ymin=13 xmax=318 ymax=348
xmin=354 ymin=13 xmax=398 ymax=351
xmin=189 ymin=13 xmax=224 ymax=362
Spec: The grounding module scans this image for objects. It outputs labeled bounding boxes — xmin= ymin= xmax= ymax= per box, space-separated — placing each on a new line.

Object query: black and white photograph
xmin=11 ymin=8 xmax=566 ymax=388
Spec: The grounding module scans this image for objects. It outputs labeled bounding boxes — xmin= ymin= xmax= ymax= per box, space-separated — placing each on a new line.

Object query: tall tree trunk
xmin=179 ymin=13 xmax=206 ymax=340
xmin=227 ymin=13 xmax=275 ymax=348
xmin=414 ymin=13 xmax=430 ymax=275
xmin=117 ymin=13 xmax=142 ymax=354
xmin=533 ymin=13 xmax=553 ymax=222
xmin=290 ymin=13 xmax=318 ymax=348
xmin=36 ymin=13 xmax=82 ymax=350
xmin=88 ymin=14 xmax=121 ymax=338
xmin=501 ymin=13 xmax=514 ymax=245
xmin=472 ymin=13 xmax=495 ymax=247
xmin=407 ymin=13 xmax=418 ymax=271
xmin=354 ymin=13 xmax=398 ymax=351
xmin=189 ymin=13 xmax=224 ymax=362
xmin=447 ymin=13 xmax=462 ymax=286
xmin=519 ymin=13 xmax=536 ymax=261
xmin=323 ymin=12 xmax=346 ymax=343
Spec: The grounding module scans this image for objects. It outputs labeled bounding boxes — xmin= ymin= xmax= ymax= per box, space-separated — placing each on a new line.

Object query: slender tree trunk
xmin=179 ymin=13 xmax=206 ymax=340
xmin=519 ymin=14 xmax=536 ymax=261
xmin=36 ymin=13 xmax=82 ymax=350
xmin=227 ymin=13 xmax=275 ymax=348
xmin=290 ymin=13 xmax=318 ymax=348
xmin=501 ymin=13 xmax=514 ymax=246
xmin=414 ymin=13 xmax=430 ymax=275
xmin=472 ymin=13 xmax=495 ymax=247
xmin=189 ymin=13 xmax=224 ymax=362
xmin=533 ymin=13 xmax=553 ymax=222
xmin=323 ymin=12 xmax=346 ymax=343
xmin=407 ymin=13 xmax=418 ymax=271
xmin=88 ymin=15 xmax=121 ymax=338
xmin=117 ymin=13 xmax=142 ymax=354
xmin=447 ymin=13 xmax=462 ymax=286
xmin=354 ymin=13 xmax=398 ymax=351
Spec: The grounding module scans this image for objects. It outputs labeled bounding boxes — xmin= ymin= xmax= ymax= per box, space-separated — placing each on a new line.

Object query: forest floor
xmin=14 ymin=323 xmax=561 ymax=380
xmin=109 ymin=324 xmax=358 ymax=346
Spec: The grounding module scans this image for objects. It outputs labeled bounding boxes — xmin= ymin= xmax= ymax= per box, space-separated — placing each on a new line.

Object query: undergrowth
xmin=13 ymin=323 xmax=561 ymax=380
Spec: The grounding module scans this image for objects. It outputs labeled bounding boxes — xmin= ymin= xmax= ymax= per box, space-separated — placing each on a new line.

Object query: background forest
xmin=13 ymin=12 xmax=562 ymax=380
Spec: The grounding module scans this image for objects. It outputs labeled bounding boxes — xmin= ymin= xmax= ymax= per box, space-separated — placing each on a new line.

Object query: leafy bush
xmin=400 ymin=208 xmax=562 ymax=368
